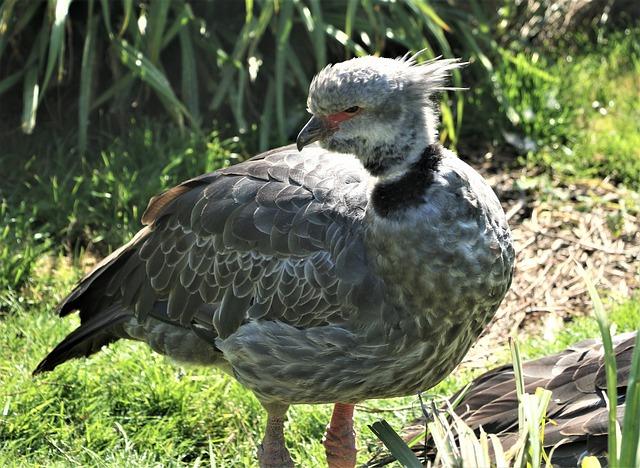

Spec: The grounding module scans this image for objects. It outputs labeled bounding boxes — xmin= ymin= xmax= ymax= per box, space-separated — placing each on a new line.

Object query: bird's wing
xmin=60 ymin=145 xmax=378 ymax=342
xmin=453 ymin=332 xmax=637 ymax=454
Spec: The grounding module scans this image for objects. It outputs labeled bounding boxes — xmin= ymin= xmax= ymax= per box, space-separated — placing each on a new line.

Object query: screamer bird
xmin=35 ymin=54 xmax=515 ymax=467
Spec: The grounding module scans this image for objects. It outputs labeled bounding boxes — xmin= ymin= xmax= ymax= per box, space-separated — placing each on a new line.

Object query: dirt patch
xmin=465 ymin=162 xmax=640 ymax=368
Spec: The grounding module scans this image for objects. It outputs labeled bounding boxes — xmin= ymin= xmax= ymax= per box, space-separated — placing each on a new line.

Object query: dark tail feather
xmin=33 ymin=307 xmax=130 ymax=375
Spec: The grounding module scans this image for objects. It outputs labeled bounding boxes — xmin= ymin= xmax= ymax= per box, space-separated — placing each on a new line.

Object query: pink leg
xmin=257 ymin=404 xmax=294 ymax=468
xmin=323 ymin=403 xmax=357 ymax=468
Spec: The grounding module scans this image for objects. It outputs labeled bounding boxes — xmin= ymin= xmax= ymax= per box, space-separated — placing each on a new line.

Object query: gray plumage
xmin=431 ymin=332 xmax=637 ymax=467
xmin=35 ymin=55 xmax=514 ymax=456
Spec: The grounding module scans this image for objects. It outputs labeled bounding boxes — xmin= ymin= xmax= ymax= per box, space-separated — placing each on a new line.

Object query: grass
xmin=493 ymin=29 xmax=640 ymax=190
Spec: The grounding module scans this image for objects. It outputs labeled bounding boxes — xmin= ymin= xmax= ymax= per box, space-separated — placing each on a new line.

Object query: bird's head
xmin=296 ymin=55 xmax=463 ymax=176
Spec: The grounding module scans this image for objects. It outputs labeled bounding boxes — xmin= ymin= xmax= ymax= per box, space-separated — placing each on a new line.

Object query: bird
xmin=34 ymin=54 xmax=515 ymax=468
xmin=418 ymin=331 xmax=637 ymax=467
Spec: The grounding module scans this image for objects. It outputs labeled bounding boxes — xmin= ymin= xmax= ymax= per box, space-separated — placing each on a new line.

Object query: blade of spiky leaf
xmin=78 ymin=1 xmax=97 ymax=154
xmin=259 ymin=81 xmax=275 ymax=152
xmin=99 ymin=0 xmax=114 ymax=37
xmin=344 ymin=0 xmax=358 ymax=59
xmin=307 ymin=0 xmax=326 ymax=69
xmin=489 ymin=433 xmax=508 ymax=468
xmin=231 ymin=68 xmax=247 ymax=132
xmin=413 ymin=0 xmax=451 ymax=32
xmin=369 ymin=420 xmax=422 ymax=468
xmin=161 ymin=3 xmax=194 ymax=48
xmin=286 ymin=49 xmax=309 ymax=98
xmin=619 ymin=330 xmax=640 ymax=467
xmin=91 ymin=74 xmax=135 ymax=110
xmin=427 ymin=410 xmax=457 ymax=467
xmin=21 ymin=64 xmax=39 ymax=134
xmin=115 ymin=39 xmax=192 ymax=127
xmin=146 ymin=0 xmax=170 ymax=64
xmin=118 ymin=0 xmax=133 ymax=37
xmin=274 ymin=0 xmax=294 ymax=143
xmin=41 ymin=0 xmax=72 ymax=95
xmin=524 ymin=388 xmax=552 ymax=467
xmin=210 ymin=2 xmax=272 ymax=110
xmin=0 ymin=69 xmax=24 ymax=98
xmin=179 ymin=22 xmax=200 ymax=125
xmin=325 ymin=24 xmax=367 ymax=57
xmin=440 ymin=100 xmax=456 ymax=145
xmin=582 ymin=456 xmax=603 ymax=468
xmin=510 ymin=338 xmax=526 ymax=428
xmin=577 ymin=264 xmax=619 ymax=467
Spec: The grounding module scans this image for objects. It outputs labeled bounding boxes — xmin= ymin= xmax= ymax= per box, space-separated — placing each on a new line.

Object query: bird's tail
xmin=33 ymin=229 xmax=152 ymax=375
xmin=33 ymin=305 xmax=129 ymax=374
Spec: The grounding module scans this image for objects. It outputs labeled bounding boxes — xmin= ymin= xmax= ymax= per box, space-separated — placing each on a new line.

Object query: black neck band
xmin=371 ymin=144 xmax=442 ymax=218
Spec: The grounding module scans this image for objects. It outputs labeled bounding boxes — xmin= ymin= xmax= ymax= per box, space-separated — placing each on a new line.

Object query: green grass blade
xmin=619 ymin=331 xmax=640 ymax=467
xmin=211 ymin=2 xmax=272 ymax=111
xmin=91 ymin=74 xmax=135 ymax=111
xmin=274 ymin=0 xmax=294 ymax=144
xmin=78 ymin=1 xmax=97 ymax=154
xmin=99 ymin=0 xmax=114 ymax=37
xmin=161 ymin=3 xmax=194 ymax=49
xmin=117 ymin=0 xmax=133 ymax=37
xmin=21 ymin=64 xmax=40 ymax=134
xmin=578 ymin=264 xmax=619 ymax=467
xmin=510 ymin=338 xmax=526 ymax=432
xmin=146 ymin=0 xmax=170 ymax=64
xmin=412 ymin=0 xmax=451 ymax=32
xmin=179 ymin=22 xmax=200 ymax=125
xmin=307 ymin=0 xmax=326 ymax=69
xmin=344 ymin=0 xmax=358 ymax=58
xmin=259 ymin=81 xmax=275 ymax=152
xmin=41 ymin=0 xmax=72 ymax=95
xmin=115 ymin=39 xmax=193 ymax=127
xmin=0 ymin=69 xmax=24 ymax=98
xmin=369 ymin=420 xmax=422 ymax=468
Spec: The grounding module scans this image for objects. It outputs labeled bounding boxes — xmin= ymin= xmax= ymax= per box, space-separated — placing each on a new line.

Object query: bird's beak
xmin=296 ymin=115 xmax=332 ymax=151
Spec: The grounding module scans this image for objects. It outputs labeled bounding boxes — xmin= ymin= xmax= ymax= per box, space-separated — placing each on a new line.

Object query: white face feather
xmin=303 ymin=55 xmax=464 ymax=174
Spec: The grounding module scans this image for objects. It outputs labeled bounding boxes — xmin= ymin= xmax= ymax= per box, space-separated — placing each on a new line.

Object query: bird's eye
xmin=344 ymin=106 xmax=360 ymax=113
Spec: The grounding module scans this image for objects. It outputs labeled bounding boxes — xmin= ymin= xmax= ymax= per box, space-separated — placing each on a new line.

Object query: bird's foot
xmin=323 ymin=403 xmax=357 ymax=468
xmin=257 ymin=441 xmax=294 ymax=468
xmin=258 ymin=405 xmax=294 ymax=468
xmin=323 ymin=428 xmax=357 ymax=468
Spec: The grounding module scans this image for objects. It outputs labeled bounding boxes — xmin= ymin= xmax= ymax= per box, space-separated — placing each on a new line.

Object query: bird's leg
xmin=323 ymin=403 xmax=357 ymax=468
xmin=258 ymin=403 xmax=294 ymax=468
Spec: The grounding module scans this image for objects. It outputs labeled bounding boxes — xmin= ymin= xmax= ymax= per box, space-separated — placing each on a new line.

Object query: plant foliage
xmin=0 ymin=0 xmax=502 ymax=152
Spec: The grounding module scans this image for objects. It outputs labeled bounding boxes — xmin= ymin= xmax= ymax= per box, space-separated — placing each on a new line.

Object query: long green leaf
xmin=146 ymin=0 xmax=170 ymax=64
xmin=259 ymin=80 xmax=275 ymax=151
xmin=578 ymin=264 xmax=619 ymax=467
xmin=115 ymin=38 xmax=193 ymax=127
xmin=307 ymin=0 xmax=326 ymax=69
xmin=41 ymin=0 xmax=72 ymax=95
xmin=0 ymin=69 xmax=24 ymax=97
xmin=118 ymin=0 xmax=133 ymax=37
xmin=344 ymin=0 xmax=358 ymax=59
xmin=78 ymin=1 xmax=97 ymax=154
xmin=369 ymin=420 xmax=422 ymax=468
xmin=179 ymin=21 xmax=200 ymax=125
xmin=274 ymin=0 xmax=294 ymax=143
xmin=21 ymin=64 xmax=39 ymax=134
xmin=619 ymin=331 xmax=640 ymax=467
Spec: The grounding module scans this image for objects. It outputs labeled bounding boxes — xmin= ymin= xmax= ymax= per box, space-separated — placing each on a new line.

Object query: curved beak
xmin=296 ymin=115 xmax=332 ymax=151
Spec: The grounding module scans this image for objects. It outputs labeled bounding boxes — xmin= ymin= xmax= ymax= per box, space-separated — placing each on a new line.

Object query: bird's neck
xmin=369 ymin=144 xmax=443 ymax=218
